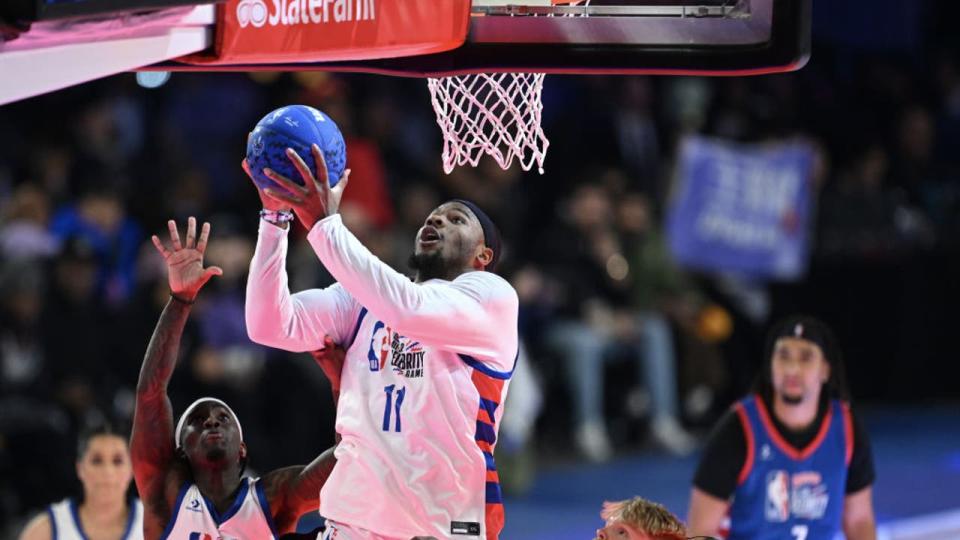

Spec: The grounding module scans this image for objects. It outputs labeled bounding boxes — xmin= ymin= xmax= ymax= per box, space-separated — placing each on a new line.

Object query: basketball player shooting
xmin=132 ymin=217 xmax=340 ymax=539
xmin=244 ymin=145 xmax=519 ymax=540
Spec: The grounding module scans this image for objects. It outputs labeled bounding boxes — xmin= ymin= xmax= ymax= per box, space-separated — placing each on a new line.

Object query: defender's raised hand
xmin=151 ymin=217 xmax=223 ymax=302
xmin=261 ymin=144 xmax=351 ymax=230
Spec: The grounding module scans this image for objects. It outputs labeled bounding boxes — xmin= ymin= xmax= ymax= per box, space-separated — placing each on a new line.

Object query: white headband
xmin=174 ymin=397 xmax=243 ymax=449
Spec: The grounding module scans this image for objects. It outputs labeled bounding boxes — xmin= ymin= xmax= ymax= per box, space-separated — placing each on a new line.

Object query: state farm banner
xmin=182 ymin=0 xmax=470 ymax=65
xmin=666 ymin=136 xmax=816 ymax=280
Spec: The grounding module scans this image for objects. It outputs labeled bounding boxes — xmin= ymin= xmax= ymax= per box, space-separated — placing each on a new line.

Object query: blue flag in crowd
xmin=666 ymin=136 xmax=816 ymax=280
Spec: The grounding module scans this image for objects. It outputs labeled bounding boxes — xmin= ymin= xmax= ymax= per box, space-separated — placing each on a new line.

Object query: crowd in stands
xmin=3 ymin=8 xmax=960 ymax=533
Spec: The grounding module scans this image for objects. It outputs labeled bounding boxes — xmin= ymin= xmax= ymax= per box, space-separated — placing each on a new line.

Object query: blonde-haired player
xmin=595 ymin=496 xmax=689 ymax=540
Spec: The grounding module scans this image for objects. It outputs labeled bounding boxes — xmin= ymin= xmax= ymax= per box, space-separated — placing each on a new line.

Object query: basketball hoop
xmin=427 ymin=1 xmax=591 ymax=174
xmin=427 ymin=72 xmax=548 ymax=174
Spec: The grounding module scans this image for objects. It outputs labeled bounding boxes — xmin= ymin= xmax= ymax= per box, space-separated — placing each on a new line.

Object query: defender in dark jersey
xmin=687 ymin=315 xmax=876 ymax=540
xmin=132 ymin=218 xmax=341 ymax=540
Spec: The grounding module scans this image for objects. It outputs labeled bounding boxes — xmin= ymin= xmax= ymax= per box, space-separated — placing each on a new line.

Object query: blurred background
xmin=2 ymin=1 xmax=960 ymax=539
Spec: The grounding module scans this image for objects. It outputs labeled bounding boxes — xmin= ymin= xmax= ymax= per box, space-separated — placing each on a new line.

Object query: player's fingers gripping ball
xmin=246 ymin=105 xmax=346 ymax=194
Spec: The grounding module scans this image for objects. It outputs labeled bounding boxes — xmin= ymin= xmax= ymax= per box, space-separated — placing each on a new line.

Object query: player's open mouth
xmin=419 ymin=227 xmax=441 ymax=246
xmin=203 ymin=431 xmax=224 ymax=442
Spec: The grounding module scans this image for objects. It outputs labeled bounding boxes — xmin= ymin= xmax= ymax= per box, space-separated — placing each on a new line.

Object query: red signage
xmin=182 ymin=0 xmax=470 ymax=65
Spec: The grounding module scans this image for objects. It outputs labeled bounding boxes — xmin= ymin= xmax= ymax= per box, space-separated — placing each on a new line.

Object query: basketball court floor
xmin=502 ymin=406 xmax=960 ymax=539
xmin=291 ymin=406 xmax=958 ymax=538
xmin=501 ymin=407 xmax=960 ymax=540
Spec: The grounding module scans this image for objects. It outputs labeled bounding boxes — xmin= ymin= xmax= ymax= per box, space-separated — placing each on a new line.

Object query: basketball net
xmin=428 ymin=72 xmax=547 ymax=174
xmin=427 ymin=1 xmax=590 ymax=174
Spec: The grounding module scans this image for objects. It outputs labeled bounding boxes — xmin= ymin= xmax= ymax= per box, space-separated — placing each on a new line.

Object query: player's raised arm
xmin=264 ymin=145 xmax=518 ymax=364
xmin=131 ymin=217 xmax=222 ymax=538
xmin=312 ymin=216 xmax=517 ymax=356
xmin=243 ymin=158 xmax=357 ymax=353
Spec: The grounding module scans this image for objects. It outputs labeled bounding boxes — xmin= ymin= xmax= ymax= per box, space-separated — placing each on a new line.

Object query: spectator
xmin=49 ymin=184 xmax=142 ymax=307
xmin=617 ymin=192 xmax=727 ymax=424
xmin=0 ymin=184 xmax=57 ymax=260
xmin=539 ymin=183 xmax=692 ymax=460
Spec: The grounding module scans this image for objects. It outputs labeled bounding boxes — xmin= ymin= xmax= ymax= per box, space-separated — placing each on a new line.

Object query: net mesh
xmin=426 ymin=1 xmax=593 ymax=174
xmin=427 ymin=72 xmax=548 ymax=174
xmin=427 ymin=0 xmax=591 ymax=174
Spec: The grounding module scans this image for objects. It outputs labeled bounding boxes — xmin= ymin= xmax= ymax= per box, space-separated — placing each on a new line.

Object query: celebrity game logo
xmin=764 ymin=470 xmax=830 ymax=522
xmin=236 ymin=0 xmax=376 ymax=28
xmin=368 ymin=321 xmax=425 ymax=378
xmin=790 ymin=471 xmax=829 ymax=519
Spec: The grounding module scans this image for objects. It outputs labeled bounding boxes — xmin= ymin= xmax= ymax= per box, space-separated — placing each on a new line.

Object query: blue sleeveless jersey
xmin=726 ymin=395 xmax=853 ymax=540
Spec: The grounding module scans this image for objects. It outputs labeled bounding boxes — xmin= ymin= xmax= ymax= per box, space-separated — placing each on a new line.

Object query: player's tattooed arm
xmin=131 ymin=297 xmax=192 ymax=537
xmin=261 ymin=446 xmax=338 ymax=534
xmin=132 ymin=218 xmax=223 ymax=527
xmin=132 ymin=297 xmax=189 ymax=473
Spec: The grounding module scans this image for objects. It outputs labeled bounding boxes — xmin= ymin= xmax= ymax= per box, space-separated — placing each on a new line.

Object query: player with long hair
xmin=19 ymin=423 xmax=143 ymax=540
xmin=688 ymin=315 xmax=876 ymax=540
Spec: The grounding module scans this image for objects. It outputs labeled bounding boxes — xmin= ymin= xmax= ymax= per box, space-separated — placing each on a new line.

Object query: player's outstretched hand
xmin=151 ymin=217 xmax=223 ymax=302
xmin=261 ymin=144 xmax=351 ymax=230
xmin=310 ymin=336 xmax=346 ymax=394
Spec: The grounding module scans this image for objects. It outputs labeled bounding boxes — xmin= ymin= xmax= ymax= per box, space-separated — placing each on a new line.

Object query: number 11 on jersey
xmin=382 ymin=384 xmax=406 ymax=432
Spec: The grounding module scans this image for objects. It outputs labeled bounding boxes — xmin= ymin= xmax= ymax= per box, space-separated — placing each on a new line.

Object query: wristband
xmin=260 ymin=209 xmax=295 ymax=226
xmin=170 ymin=293 xmax=195 ymax=305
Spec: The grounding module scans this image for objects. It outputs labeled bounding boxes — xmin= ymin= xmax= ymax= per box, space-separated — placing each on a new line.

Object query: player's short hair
xmin=600 ymin=496 xmax=687 ymax=540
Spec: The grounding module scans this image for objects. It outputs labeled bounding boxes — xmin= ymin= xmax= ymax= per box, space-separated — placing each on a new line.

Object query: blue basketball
xmin=246 ymin=105 xmax=346 ymax=194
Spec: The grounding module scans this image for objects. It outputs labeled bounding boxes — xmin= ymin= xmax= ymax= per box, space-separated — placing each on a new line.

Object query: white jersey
xmin=161 ymin=478 xmax=277 ymax=540
xmin=48 ymin=497 xmax=143 ymax=540
xmin=246 ymin=216 xmax=519 ymax=540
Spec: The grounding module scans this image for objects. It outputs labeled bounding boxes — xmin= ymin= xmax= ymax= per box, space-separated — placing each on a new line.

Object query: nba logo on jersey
xmin=368 ymin=321 xmax=391 ymax=371
xmin=366 ymin=321 xmax=426 ymax=378
xmin=765 ymin=470 xmax=790 ymax=522
xmin=188 ymin=533 xmax=214 ymax=540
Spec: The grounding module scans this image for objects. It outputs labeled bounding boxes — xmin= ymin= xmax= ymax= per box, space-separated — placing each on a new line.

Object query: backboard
xmin=380 ymin=0 xmax=811 ymax=76
xmin=0 ymin=0 xmax=811 ymax=172
xmin=169 ymin=0 xmax=810 ymax=77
